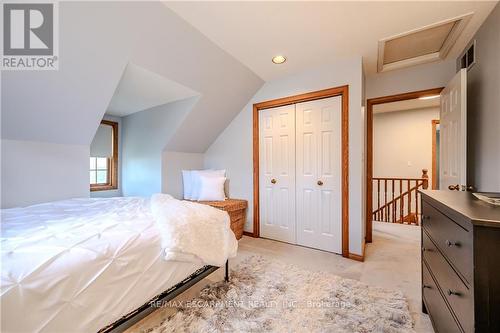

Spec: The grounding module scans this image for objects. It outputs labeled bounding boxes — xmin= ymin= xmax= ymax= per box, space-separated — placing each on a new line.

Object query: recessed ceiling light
xmin=419 ymin=95 xmax=440 ymax=100
xmin=272 ymin=55 xmax=286 ymax=64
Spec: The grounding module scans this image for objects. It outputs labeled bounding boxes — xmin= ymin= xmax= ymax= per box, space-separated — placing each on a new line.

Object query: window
xmin=90 ymin=120 xmax=118 ymax=191
xmin=89 ymin=157 xmax=109 ymax=185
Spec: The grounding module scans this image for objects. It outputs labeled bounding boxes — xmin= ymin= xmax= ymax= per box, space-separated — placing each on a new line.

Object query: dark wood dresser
xmin=420 ymin=190 xmax=500 ymax=333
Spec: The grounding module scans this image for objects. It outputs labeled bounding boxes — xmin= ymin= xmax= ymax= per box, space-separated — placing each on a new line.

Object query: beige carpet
xmin=144 ymin=256 xmax=415 ymax=333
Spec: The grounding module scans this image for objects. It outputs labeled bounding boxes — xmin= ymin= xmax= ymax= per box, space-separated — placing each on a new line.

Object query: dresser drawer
xmin=423 ymin=231 xmax=474 ymax=332
xmin=422 ymin=201 xmax=473 ymax=283
xmin=423 ymin=261 xmax=462 ymax=333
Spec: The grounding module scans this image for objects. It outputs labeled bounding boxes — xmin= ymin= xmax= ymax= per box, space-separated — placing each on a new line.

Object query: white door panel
xmin=440 ymin=69 xmax=467 ymax=190
xmin=259 ymin=105 xmax=296 ymax=243
xmin=296 ymin=96 xmax=342 ymax=253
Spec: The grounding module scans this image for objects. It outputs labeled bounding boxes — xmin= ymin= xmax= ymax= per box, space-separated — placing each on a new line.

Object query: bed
xmin=1 ymin=196 xmax=231 ymax=332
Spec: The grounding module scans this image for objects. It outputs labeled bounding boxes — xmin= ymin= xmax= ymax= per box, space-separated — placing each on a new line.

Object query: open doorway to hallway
xmin=366 ymin=88 xmax=443 ymax=242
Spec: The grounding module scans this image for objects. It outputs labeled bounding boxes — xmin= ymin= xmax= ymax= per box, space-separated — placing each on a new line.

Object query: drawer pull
xmin=445 ymin=240 xmax=460 ymax=247
xmin=422 ymin=247 xmax=433 ymax=252
xmin=447 ymin=289 xmax=461 ymax=297
xmin=422 ymin=215 xmax=430 ymax=220
xmin=423 ymin=285 xmax=432 ymax=289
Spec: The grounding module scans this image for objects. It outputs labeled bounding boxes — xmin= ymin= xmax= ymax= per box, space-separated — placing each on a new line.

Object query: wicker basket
xmin=197 ymin=199 xmax=248 ymax=240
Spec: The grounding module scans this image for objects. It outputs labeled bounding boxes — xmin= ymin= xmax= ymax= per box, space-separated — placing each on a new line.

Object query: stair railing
xmin=372 ymin=169 xmax=429 ymax=225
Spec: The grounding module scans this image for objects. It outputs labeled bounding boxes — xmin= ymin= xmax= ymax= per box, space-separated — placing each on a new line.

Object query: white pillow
xmin=197 ymin=176 xmax=226 ymax=201
xmin=191 ymin=169 xmax=226 ymax=200
xmin=181 ymin=170 xmax=193 ymax=200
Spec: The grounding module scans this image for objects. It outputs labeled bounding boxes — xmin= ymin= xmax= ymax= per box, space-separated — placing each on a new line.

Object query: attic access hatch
xmin=377 ymin=13 xmax=473 ymax=73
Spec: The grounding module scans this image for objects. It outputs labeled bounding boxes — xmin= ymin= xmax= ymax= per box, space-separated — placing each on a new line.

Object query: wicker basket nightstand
xmin=197 ymin=199 xmax=247 ymax=240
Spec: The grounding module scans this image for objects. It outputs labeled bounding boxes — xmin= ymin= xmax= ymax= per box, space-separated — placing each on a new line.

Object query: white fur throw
xmin=150 ymin=193 xmax=238 ymax=266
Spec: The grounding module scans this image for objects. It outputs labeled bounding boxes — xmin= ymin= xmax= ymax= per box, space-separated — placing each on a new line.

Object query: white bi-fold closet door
xmin=259 ymin=104 xmax=296 ymax=243
xmin=259 ymin=96 xmax=342 ymax=253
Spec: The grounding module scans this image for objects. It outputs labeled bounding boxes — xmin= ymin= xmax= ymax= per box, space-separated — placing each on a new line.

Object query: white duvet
xmin=151 ymin=194 xmax=238 ymax=266
xmin=1 ymin=196 xmax=237 ymax=332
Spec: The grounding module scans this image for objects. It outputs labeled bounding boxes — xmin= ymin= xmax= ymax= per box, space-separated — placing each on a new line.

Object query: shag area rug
xmin=147 ymin=256 xmax=415 ymax=333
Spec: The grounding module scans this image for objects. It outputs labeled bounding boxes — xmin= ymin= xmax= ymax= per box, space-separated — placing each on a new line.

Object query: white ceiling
xmin=165 ymin=1 xmax=498 ymax=81
xmin=374 ymin=96 xmax=440 ymax=114
xmin=106 ymin=63 xmax=199 ymax=117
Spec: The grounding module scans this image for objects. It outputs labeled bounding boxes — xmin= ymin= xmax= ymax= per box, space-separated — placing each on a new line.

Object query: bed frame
xmin=98 ymin=260 xmax=229 ymax=333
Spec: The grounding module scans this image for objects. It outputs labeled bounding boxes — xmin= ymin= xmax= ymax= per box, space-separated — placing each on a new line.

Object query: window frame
xmin=90 ymin=120 xmax=118 ymax=192
xmin=89 ymin=157 xmax=111 ymax=186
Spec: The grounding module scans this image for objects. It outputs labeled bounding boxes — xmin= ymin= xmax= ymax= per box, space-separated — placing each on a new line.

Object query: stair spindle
xmin=391 ymin=180 xmax=395 ymax=223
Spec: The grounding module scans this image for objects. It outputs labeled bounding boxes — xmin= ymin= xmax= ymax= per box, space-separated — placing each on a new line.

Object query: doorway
xmin=366 ymin=88 xmax=443 ymax=242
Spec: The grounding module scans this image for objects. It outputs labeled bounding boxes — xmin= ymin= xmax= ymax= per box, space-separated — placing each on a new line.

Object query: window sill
xmin=90 ymin=185 xmax=118 ymax=192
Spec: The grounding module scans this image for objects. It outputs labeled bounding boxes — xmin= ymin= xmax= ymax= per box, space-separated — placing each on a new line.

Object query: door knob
xmin=317 ymin=180 xmax=324 ymax=186
xmin=271 ymin=178 xmax=277 ymax=184
xmin=448 ymin=184 xmax=460 ymax=191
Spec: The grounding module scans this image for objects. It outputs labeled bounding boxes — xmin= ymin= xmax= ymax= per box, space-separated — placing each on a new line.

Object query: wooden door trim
xmin=252 ymin=85 xmax=350 ymax=258
xmin=366 ymin=87 xmax=443 ymax=243
xmin=431 ymin=120 xmax=440 ymax=190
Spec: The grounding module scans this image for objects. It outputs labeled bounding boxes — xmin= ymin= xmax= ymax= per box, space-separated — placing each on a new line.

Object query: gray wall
xmin=204 ymin=59 xmax=366 ymax=256
xmin=365 ymin=59 xmax=456 ymax=99
xmin=1 ymin=2 xmax=262 ymax=207
xmin=461 ymin=3 xmax=500 ymax=192
xmin=162 ymin=151 xmax=204 ymax=199
xmin=1 ymin=2 xmax=263 ymax=151
xmin=121 ymin=98 xmax=198 ymax=197
xmin=1 ymin=140 xmax=89 ymax=208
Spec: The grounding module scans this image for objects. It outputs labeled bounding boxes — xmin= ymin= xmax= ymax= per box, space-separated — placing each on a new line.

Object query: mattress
xmin=1 ymin=197 xmax=204 ymax=333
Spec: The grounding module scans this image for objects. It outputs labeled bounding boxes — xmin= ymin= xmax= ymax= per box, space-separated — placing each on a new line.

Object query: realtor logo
xmin=1 ymin=2 xmax=58 ymax=70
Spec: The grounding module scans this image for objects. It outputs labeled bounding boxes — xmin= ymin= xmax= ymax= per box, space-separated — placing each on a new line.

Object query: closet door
xmin=259 ymin=104 xmax=296 ymax=243
xmin=295 ymin=96 xmax=342 ymax=253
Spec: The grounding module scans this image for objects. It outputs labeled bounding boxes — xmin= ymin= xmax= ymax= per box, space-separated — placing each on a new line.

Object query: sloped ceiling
xmin=106 ymin=63 xmax=200 ymax=117
xmin=1 ymin=2 xmax=263 ymax=152
xmin=166 ymin=1 xmax=497 ymax=80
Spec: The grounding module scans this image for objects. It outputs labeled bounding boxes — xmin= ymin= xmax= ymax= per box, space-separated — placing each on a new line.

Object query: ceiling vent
xmin=377 ymin=13 xmax=473 ymax=73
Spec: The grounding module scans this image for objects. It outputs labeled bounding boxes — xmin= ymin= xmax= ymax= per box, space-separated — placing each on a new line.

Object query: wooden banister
xmin=421 ymin=169 xmax=429 ymax=189
xmin=373 ymin=182 xmax=421 ymax=214
xmin=372 ymin=169 xmax=429 ymax=225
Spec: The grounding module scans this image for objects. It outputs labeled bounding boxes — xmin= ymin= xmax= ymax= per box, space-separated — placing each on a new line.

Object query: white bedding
xmin=151 ymin=194 xmax=237 ymax=266
xmin=0 ymin=197 xmax=214 ymax=333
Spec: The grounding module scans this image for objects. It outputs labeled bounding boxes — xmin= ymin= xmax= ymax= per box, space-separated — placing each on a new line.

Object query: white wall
xmin=205 ymin=59 xmax=365 ymax=256
xmin=1 ymin=140 xmax=89 ymax=208
xmin=162 ymin=151 xmax=204 ymax=199
xmin=373 ymin=107 xmax=439 ymax=182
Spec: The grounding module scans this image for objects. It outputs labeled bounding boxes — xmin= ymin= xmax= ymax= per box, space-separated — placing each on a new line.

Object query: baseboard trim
xmin=242 ymin=232 xmax=367 ymax=262
xmin=348 ymin=252 xmax=364 ymax=262
xmin=348 ymin=239 xmax=366 ymax=262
